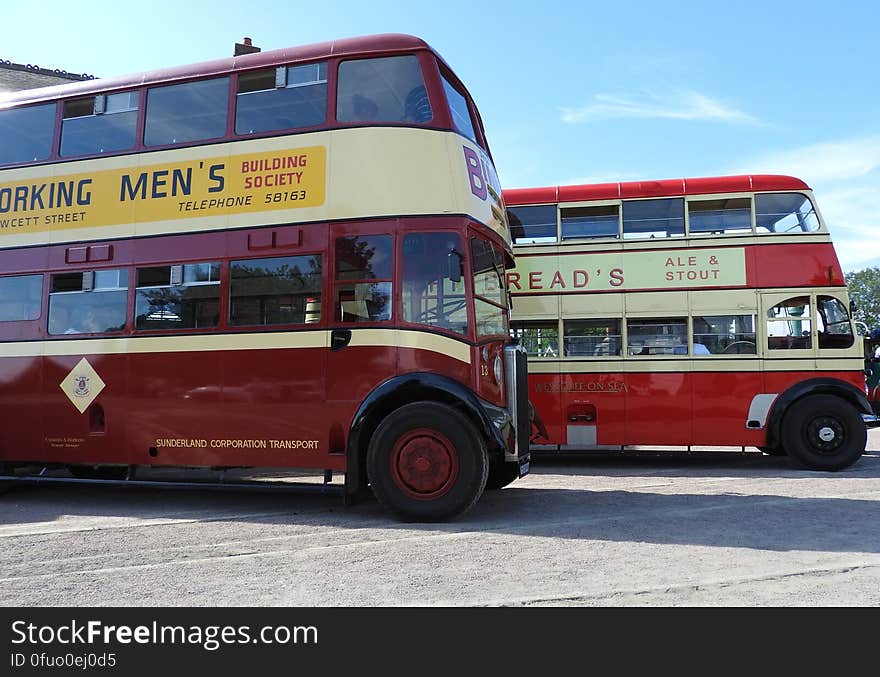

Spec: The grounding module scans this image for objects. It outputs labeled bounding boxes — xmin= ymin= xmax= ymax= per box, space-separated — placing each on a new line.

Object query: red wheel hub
xmin=390 ymin=428 xmax=459 ymax=500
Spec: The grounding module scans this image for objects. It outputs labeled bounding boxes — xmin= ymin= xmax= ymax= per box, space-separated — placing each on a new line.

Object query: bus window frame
xmin=47 ymin=267 xmax=130 ymax=337
xmin=684 ymin=192 xmax=755 ymax=237
xmin=435 ymin=63 xmax=488 ymax=151
xmin=332 ymin=232 xmax=395 ymax=325
xmin=559 ymin=199 xmax=621 ymax=242
xmin=399 ymin=229 xmax=470 ymax=340
xmin=755 ymin=191 xmax=824 ymax=234
xmin=228 ymin=252 xmax=326 ymax=330
xmin=134 ymin=261 xmax=223 ymax=333
xmin=232 ymin=60 xmax=331 ymax=139
xmin=470 ymin=232 xmax=509 ymax=341
xmin=59 ymin=91 xmax=141 ymax=159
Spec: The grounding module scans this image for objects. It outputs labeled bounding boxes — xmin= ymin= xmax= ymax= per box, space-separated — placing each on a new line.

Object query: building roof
xmin=0 ymin=60 xmax=94 ymax=94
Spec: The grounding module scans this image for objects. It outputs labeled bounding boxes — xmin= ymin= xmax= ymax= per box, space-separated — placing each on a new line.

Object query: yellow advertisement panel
xmin=509 ymin=248 xmax=746 ymax=293
xmin=0 ymin=145 xmax=326 ymax=241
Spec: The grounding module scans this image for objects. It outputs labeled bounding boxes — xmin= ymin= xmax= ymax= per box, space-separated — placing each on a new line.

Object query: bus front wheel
xmin=367 ymin=402 xmax=489 ymax=522
xmin=781 ymin=395 xmax=866 ymax=471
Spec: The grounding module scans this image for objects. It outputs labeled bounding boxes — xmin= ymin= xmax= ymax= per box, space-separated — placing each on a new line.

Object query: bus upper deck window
xmin=755 ymin=193 xmax=820 ymax=234
xmin=440 ymin=73 xmax=476 ymax=142
xmin=60 ymin=92 xmax=139 ymax=157
xmin=623 ymin=198 xmax=685 ymax=239
xmin=336 ymin=55 xmax=432 ymax=124
xmin=0 ymin=104 xmax=55 ymax=165
xmin=688 ymin=198 xmax=752 ymax=235
xmin=235 ymin=62 xmax=328 ymax=135
xmin=561 ymin=205 xmax=620 ymax=240
xmin=507 ymin=205 xmax=557 ymax=244
xmin=145 ymin=77 xmax=229 ymax=147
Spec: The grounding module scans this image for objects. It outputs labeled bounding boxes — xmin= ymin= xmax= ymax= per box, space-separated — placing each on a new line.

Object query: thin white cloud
xmin=734 ymin=136 xmax=880 ymax=183
xmin=561 ymin=91 xmax=759 ymax=125
xmin=729 ymin=135 xmax=880 ymax=273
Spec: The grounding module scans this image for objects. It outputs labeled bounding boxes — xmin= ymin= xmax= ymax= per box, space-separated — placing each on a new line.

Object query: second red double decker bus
xmin=505 ymin=174 xmax=873 ymax=470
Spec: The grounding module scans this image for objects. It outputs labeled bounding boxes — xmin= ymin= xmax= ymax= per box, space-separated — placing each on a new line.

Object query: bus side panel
xmin=528 ymin=373 xmax=564 ymax=445
xmin=326 ymin=342 xmax=472 ymax=453
xmin=126 ymin=346 xmax=333 ymax=469
xmin=41 ymin=353 xmax=130 ymax=465
xmin=763 ymin=370 xmax=867 ymax=407
xmin=749 ymin=243 xmax=845 ymax=288
xmin=0 ymin=356 xmax=43 ymax=462
xmin=624 ymin=372 xmax=692 ymax=445
xmin=691 ymin=370 xmax=766 ymax=446
xmin=560 ymin=371 xmax=627 ymax=446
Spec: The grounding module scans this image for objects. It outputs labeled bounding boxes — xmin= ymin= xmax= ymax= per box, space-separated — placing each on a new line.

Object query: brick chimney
xmin=234 ymin=37 xmax=261 ymax=56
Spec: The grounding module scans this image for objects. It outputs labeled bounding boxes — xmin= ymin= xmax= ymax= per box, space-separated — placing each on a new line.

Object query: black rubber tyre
xmin=484 ymin=460 xmax=520 ymax=490
xmin=69 ymin=465 xmax=129 ymax=480
xmin=781 ymin=395 xmax=867 ymax=471
xmin=367 ymin=402 xmax=489 ymax=522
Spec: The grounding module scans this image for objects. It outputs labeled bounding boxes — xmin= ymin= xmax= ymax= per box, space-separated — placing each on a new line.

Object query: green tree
xmin=845 ymin=266 xmax=880 ymax=331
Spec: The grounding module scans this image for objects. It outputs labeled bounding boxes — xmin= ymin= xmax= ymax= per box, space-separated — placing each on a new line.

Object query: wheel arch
xmin=766 ymin=377 xmax=871 ymax=449
xmin=344 ymin=373 xmax=506 ymax=497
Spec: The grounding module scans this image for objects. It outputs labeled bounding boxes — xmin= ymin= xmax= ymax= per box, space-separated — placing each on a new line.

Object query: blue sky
xmin=2 ymin=0 xmax=877 ymax=271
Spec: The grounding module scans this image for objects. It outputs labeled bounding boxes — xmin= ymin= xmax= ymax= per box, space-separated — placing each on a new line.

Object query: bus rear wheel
xmin=367 ymin=402 xmax=488 ymax=522
xmin=781 ymin=395 xmax=866 ymax=471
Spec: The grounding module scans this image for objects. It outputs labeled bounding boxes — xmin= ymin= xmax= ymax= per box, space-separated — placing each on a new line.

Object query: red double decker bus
xmin=505 ymin=174 xmax=874 ymax=470
xmin=0 ymin=34 xmax=529 ymax=521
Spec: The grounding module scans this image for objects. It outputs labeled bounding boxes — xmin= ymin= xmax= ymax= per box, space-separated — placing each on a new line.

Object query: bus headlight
xmin=493 ymin=354 xmax=503 ymax=385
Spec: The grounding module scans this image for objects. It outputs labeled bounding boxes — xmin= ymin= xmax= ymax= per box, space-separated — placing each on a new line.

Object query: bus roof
xmin=0 ymin=33 xmax=439 ymax=108
xmin=503 ymin=174 xmax=812 ymax=206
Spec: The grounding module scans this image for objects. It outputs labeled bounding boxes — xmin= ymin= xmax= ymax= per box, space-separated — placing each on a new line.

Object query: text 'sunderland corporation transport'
xmin=505 ymin=175 xmax=876 ymax=471
xmin=0 ymin=34 xmax=530 ymax=521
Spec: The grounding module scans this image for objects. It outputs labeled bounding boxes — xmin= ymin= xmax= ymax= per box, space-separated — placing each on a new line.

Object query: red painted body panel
xmin=746 ymin=243 xmax=845 ymax=288
xmin=505 ymin=174 xmax=811 ymax=206
xmin=529 ymin=370 xmax=860 ymax=448
xmin=0 ymin=343 xmax=475 ymax=470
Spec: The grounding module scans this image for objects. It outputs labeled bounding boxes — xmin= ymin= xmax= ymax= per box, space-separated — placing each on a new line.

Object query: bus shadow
xmin=1 ymin=459 xmax=879 ymax=557
xmin=468 ymin=485 xmax=880 ymax=555
xmin=528 ymin=448 xmax=880 ymax=479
